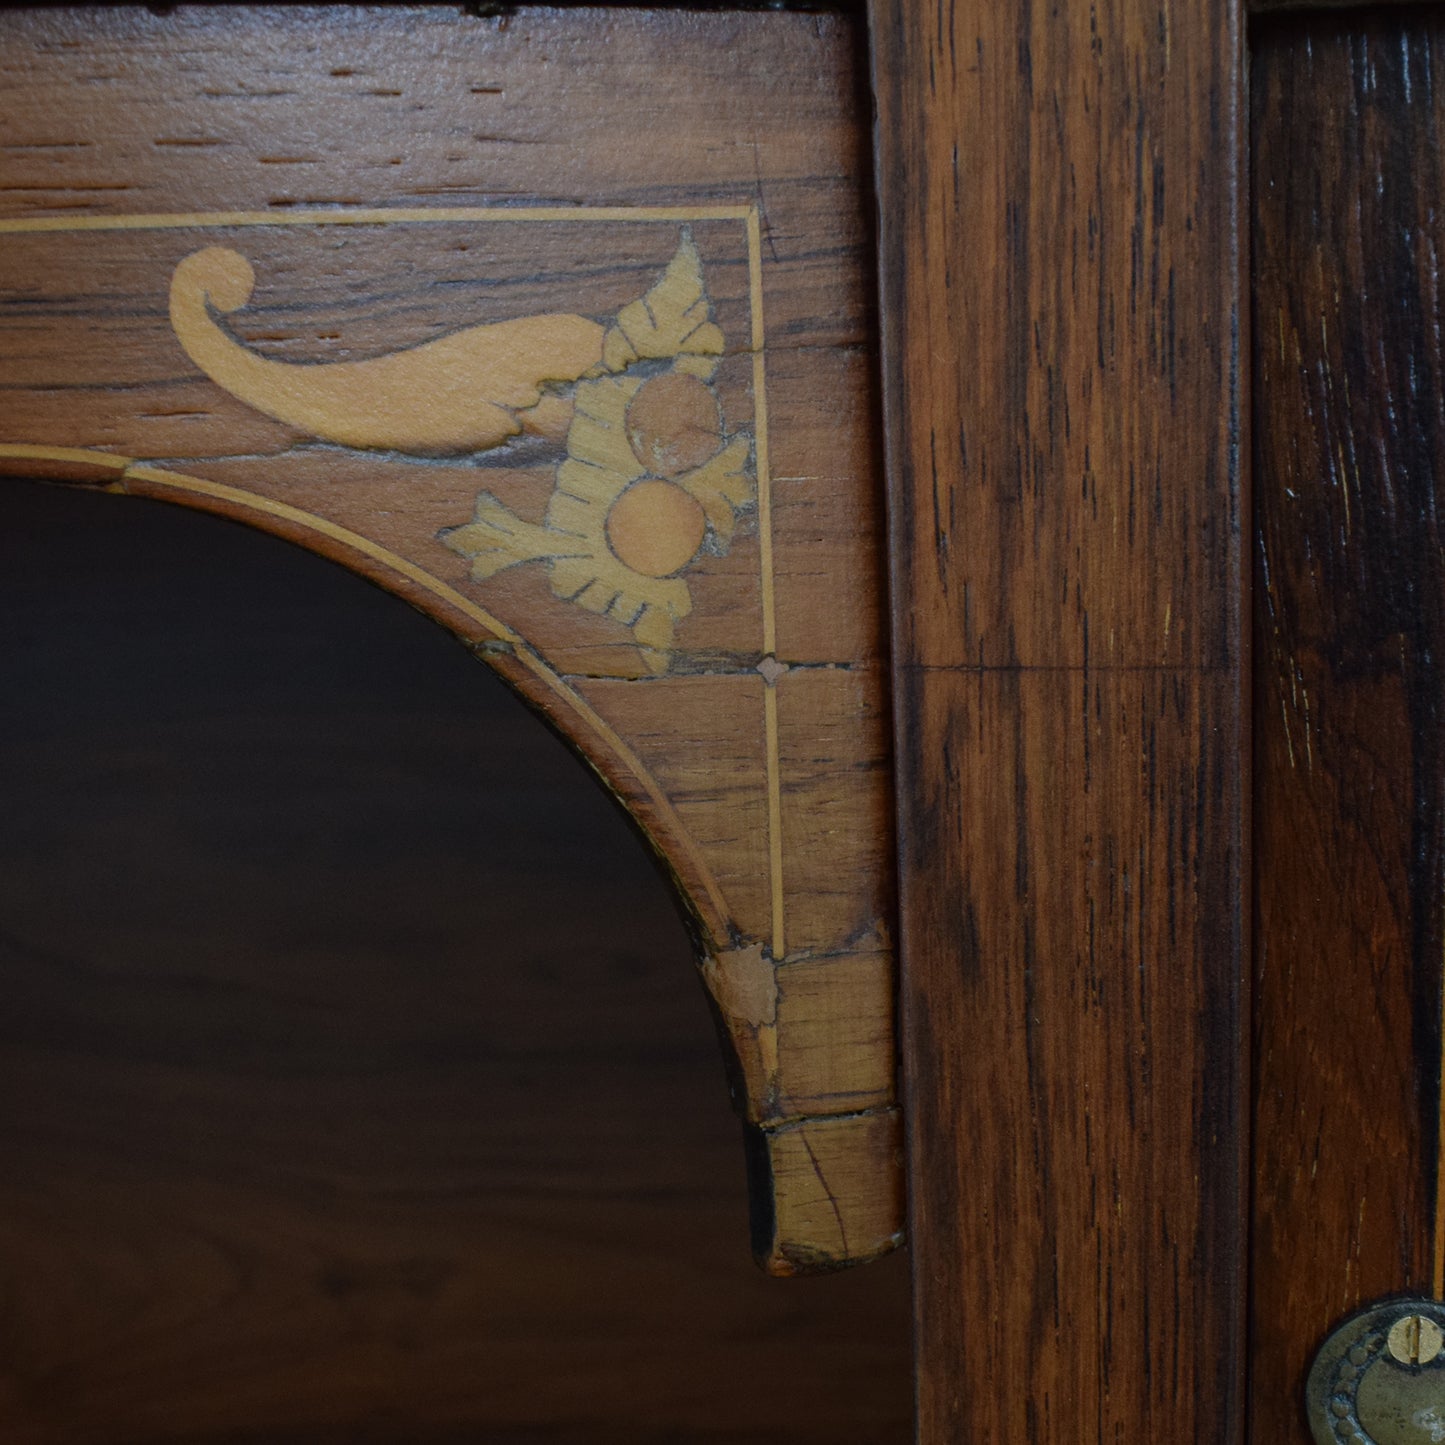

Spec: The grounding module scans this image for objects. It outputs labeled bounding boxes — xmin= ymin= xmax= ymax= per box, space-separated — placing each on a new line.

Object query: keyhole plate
xmin=1307 ymin=1298 xmax=1445 ymax=1444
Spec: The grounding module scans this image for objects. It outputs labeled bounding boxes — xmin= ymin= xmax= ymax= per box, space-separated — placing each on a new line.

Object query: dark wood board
xmin=1249 ymin=0 xmax=1441 ymax=13
xmin=1250 ymin=13 xmax=1445 ymax=1438
xmin=868 ymin=0 xmax=1250 ymax=1438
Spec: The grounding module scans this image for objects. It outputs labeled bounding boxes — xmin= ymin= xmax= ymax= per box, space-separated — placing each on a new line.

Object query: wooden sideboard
xmin=4 ymin=3 xmax=1445 ymax=1442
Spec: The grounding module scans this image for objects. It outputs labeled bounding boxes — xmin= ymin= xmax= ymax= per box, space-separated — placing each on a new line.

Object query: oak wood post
xmin=868 ymin=0 xmax=1250 ymax=1437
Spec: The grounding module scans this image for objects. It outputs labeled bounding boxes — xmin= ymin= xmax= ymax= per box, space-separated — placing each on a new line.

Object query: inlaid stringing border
xmin=0 ymin=204 xmax=787 ymax=958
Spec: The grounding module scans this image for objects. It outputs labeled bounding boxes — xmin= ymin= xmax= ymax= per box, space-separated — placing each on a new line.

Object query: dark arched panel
xmin=0 ymin=478 xmax=913 ymax=1443
xmin=0 ymin=0 xmax=901 ymax=1261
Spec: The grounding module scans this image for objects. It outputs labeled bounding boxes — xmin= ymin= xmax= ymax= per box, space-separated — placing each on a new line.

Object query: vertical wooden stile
xmin=1250 ymin=16 xmax=1445 ymax=1436
xmin=868 ymin=0 xmax=1251 ymax=1438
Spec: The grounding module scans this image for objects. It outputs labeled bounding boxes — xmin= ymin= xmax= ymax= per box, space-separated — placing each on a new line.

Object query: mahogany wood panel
xmin=0 ymin=479 xmax=913 ymax=1445
xmin=868 ymin=0 xmax=1249 ymax=1438
xmin=0 ymin=5 xmax=897 ymax=1272
xmin=1250 ymin=15 xmax=1445 ymax=1438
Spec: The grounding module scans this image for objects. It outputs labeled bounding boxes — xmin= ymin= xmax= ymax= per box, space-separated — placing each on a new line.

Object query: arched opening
xmin=0 ymin=478 xmax=911 ymax=1443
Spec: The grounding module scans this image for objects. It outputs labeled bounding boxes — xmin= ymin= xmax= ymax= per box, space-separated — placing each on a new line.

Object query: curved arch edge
xmin=0 ymin=445 xmax=732 ymax=944
xmin=1 ymin=444 xmax=903 ymax=1273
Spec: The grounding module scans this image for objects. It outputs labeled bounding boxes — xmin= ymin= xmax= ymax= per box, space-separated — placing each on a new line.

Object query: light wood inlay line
xmin=0 ymin=205 xmax=757 ymax=234
xmin=0 ymin=444 xmax=129 ymax=473
xmin=747 ymin=206 xmax=778 ymax=659
xmin=745 ymin=205 xmax=785 ymax=960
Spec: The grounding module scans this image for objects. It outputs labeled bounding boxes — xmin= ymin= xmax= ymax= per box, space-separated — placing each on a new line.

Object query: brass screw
xmin=1386 ymin=1314 xmax=1444 ymax=1366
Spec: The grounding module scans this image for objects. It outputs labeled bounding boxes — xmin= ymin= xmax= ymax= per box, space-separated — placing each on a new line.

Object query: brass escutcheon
xmin=1307 ymin=1298 xmax=1445 ymax=1444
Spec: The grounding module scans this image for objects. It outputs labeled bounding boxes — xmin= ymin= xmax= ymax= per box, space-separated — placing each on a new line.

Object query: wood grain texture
xmin=0 ymin=479 xmax=913 ymax=1445
xmin=1249 ymin=0 xmax=1439 ymax=14
xmin=0 ymin=5 xmax=896 ymax=1271
xmin=868 ymin=0 xmax=1249 ymax=1438
xmin=1250 ymin=15 xmax=1445 ymax=1437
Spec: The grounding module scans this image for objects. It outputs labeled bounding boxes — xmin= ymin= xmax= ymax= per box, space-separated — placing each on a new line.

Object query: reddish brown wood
xmin=1250 ymin=14 xmax=1445 ymax=1437
xmin=868 ymin=0 xmax=1250 ymax=1437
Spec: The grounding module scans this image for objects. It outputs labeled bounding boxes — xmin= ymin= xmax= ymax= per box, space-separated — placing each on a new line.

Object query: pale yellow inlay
xmin=0 ymin=205 xmax=754 ymax=235
xmin=169 ymin=247 xmax=604 ymax=455
xmin=440 ymin=234 xmax=752 ymax=674
xmin=747 ymin=207 xmax=785 ymax=958
xmin=0 ymin=444 xmax=129 ymax=472
xmin=748 ymin=207 xmax=776 ymax=660
xmin=605 ymin=480 xmax=707 ymax=579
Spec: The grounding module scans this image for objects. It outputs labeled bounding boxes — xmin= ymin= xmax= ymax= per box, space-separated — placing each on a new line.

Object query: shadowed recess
xmin=0 ymin=479 xmax=911 ymax=1445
